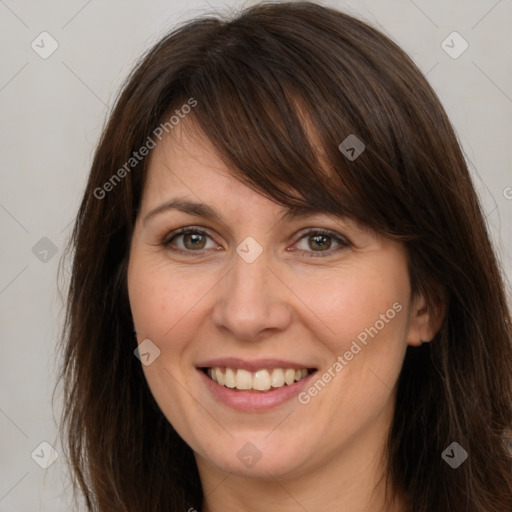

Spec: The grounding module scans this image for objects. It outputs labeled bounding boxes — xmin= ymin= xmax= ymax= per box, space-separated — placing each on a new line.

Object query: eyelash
xmin=162 ymin=227 xmax=350 ymax=258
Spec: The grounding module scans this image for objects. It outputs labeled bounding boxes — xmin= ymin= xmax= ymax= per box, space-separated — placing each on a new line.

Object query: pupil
xmin=311 ymin=234 xmax=331 ymax=251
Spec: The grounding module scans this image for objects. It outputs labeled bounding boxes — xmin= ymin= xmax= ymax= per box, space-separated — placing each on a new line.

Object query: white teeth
xmin=215 ymin=367 xmax=225 ymax=386
xmin=271 ymin=368 xmax=285 ymax=387
xmin=235 ymin=369 xmax=253 ymax=390
xmin=206 ymin=366 xmax=311 ymax=391
xmin=253 ymin=369 xmax=271 ymax=391
xmin=284 ymin=369 xmax=296 ymax=385
xmin=224 ymin=368 xmax=236 ymax=388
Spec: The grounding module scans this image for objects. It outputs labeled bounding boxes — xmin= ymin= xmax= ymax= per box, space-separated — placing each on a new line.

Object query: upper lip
xmin=196 ymin=358 xmax=317 ymax=372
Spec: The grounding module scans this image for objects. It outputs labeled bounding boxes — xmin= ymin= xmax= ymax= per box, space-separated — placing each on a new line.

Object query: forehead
xmin=139 ymin=116 xmax=379 ymax=242
xmin=142 ymin=119 xmax=305 ymax=211
xmin=144 ymin=126 xmax=268 ymax=205
xmin=149 ymin=120 xmax=227 ymax=174
xmin=140 ymin=124 xmax=381 ymax=245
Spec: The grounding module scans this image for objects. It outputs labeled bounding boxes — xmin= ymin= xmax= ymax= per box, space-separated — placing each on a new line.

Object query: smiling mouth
xmin=202 ymin=367 xmax=316 ymax=392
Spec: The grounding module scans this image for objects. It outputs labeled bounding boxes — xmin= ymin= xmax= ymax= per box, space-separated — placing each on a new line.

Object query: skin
xmin=127 ymin=121 xmax=443 ymax=512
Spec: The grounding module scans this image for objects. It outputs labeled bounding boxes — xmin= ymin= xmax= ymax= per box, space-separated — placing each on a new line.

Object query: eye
xmin=162 ymin=227 xmax=349 ymax=258
xmin=293 ymin=229 xmax=349 ymax=257
xmin=163 ymin=227 xmax=218 ymax=253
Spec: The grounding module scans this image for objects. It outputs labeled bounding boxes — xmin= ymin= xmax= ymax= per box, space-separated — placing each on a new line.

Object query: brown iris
xmin=183 ymin=232 xmax=207 ymax=250
xmin=309 ymin=234 xmax=332 ymax=251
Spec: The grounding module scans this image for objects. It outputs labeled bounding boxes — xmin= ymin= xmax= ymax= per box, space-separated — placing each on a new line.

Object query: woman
xmin=57 ymin=2 xmax=512 ymax=511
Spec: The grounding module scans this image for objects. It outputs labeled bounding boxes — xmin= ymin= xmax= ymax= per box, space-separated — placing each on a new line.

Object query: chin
xmin=191 ymin=428 xmax=321 ymax=480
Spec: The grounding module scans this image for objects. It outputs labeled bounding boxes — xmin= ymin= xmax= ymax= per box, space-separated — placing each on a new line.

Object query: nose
xmin=211 ymin=248 xmax=292 ymax=341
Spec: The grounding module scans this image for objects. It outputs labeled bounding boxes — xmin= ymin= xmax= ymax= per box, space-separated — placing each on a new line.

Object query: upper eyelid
xmin=163 ymin=226 xmax=214 ymax=243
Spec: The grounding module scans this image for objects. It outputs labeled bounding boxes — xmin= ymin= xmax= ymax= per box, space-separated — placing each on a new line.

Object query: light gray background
xmin=1 ymin=0 xmax=511 ymax=510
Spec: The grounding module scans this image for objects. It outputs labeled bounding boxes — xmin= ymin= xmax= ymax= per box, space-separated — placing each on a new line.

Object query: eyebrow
xmin=142 ymin=197 xmax=328 ymax=226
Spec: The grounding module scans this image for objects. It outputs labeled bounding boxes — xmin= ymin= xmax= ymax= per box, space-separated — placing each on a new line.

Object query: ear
xmin=406 ymin=292 xmax=445 ymax=347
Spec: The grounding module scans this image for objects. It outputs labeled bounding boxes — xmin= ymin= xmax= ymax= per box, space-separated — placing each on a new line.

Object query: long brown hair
xmin=56 ymin=2 xmax=512 ymax=510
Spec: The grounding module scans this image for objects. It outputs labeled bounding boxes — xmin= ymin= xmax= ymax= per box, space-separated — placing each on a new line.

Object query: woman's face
xmin=127 ymin=123 xmax=433 ymax=482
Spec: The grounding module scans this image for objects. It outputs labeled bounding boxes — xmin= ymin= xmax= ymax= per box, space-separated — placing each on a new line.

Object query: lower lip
xmin=198 ymin=369 xmax=316 ymax=411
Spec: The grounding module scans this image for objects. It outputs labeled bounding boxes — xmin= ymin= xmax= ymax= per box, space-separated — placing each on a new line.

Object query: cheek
xmin=129 ymin=259 xmax=197 ymax=331
xmin=128 ymin=256 xmax=223 ymax=363
xmin=289 ymin=263 xmax=408 ymax=350
xmin=127 ymin=258 xmax=211 ymax=433
xmin=291 ymin=262 xmax=410 ymax=413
